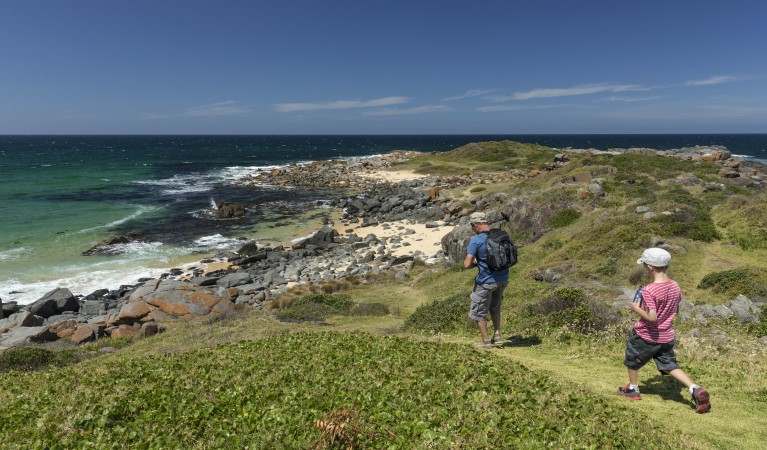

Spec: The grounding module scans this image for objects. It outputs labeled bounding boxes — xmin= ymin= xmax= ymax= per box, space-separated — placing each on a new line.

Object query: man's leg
xmin=488 ymin=284 xmax=506 ymax=341
xmin=476 ymin=320 xmax=490 ymax=343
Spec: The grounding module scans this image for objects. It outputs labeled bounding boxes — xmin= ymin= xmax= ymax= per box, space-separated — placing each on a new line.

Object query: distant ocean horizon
xmin=2 ymin=134 xmax=766 ymax=305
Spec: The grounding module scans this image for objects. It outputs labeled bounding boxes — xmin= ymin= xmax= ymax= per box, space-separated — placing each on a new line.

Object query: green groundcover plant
xmin=0 ymin=333 xmax=688 ymax=449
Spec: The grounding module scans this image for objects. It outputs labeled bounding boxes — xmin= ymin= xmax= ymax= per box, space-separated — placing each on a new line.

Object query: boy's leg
xmin=627 ymin=368 xmax=639 ymax=387
xmin=668 ymin=368 xmax=693 ymax=388
xmin=657 ymin=345 xmax=711 ymax=413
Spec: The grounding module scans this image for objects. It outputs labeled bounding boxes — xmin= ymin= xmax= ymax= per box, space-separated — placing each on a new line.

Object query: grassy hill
xmin=2 ymin=141 xmax=766 ymax=448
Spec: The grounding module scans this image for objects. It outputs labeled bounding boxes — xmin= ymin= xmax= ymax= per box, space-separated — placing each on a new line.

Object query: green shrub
xmin=277 ymin=293 xmax=355 ymax=321
xmin=698 ymin=267 xmax=767 ymax=299
xmin=349 ymin=303 xmax=390 ymax=316
xmin=717 ymin=198 xmax=767 ymax=250
xmin=403 ymin=292 xmax=473 ymax=334
xmin=469 ymin=186 xmax=486 ymax=193
xmin=651 ymin=192 xmax=720 ymax=242
xmin=595 ymin=258 xmax=618 ymax=276
xmin=526 ymin=287 xmax=619 ymax=334
xmin=746 ymin=306 xmax=767 ymax=337
xmin=0 ymin=347 xmax=79 ymax=372
xmin=549 ymin=208 xmax=581 ymax=228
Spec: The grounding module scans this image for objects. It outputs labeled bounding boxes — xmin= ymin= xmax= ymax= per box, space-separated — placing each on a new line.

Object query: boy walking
xmin=617 ymin=248 xmax=711 ymax=413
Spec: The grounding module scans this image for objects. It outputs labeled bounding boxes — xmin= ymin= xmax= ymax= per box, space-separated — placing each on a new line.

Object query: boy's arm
xmin=631 ymin=303 xmax=658 ymax=322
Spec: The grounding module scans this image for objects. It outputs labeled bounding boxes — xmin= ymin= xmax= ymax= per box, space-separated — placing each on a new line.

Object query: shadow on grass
xmin=640 ymin=373 xmax=694 ymax=410
xmin=500 ymin=335 xmax=542 ymax=348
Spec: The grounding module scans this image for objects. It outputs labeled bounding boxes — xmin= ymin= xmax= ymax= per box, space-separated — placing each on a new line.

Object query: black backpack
xmin=485 ymin=229 xmax=518 ymax=271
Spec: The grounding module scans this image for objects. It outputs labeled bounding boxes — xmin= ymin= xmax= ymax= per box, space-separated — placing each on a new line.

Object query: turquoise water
xmin=2 ymin=135 xmax=766 ymax=305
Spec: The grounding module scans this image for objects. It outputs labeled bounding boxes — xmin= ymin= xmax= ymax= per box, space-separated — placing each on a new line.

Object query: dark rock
xmin=237 ymin=240 xmax=261 ymax=256
xmin=85 ymin=289 xmax=110 ymax=300
xmin=216 ymin=273 xmax=252 ymax=288
xmin=215 ymin=202 xmax=247 ymax=218
xmin=0 ymin=311 xmax=45 ymax=329
xmin=0 ymin=326 xmax=58 ymax=347
xmin=81 ymin=299 xmax=109 ymax=316
xmin=82 ymin=233 xmax=150 ymax=256
xmin=191 ymin=276 xmax=221 ymax=287
xmin=29 ymin=288 xmax=79 ymax=318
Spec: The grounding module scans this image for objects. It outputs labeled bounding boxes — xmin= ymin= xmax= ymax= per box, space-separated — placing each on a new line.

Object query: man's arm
xmin=463 ymin=254 xmax=476 ymax=269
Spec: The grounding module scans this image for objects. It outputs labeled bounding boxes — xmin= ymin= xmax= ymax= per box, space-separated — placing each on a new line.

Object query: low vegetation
xmin=698 ymin=267 xmax=767 ymax=299
xmin=0 ymin=346 xmax=79 ymax=373
xmin=1 ymin=333 xmax=696 ymax=449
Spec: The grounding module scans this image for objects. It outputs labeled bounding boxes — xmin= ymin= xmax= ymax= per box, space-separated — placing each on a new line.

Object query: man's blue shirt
xmin=467 ymin=232 xmax=510 ymax=284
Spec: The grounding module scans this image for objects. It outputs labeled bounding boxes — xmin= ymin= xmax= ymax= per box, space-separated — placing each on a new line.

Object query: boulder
xmin=236 ymin=240 xmax=261 ymax=256
xmin=71 ymin=325 xmax=100 ymax=345
xmin=215 ymin=202 xmax=246 ymax=218
xmin=81 ymin=299 xmax=109 ymax=316
xmin=216 ymin=272 xmax=252 ymax=288
xmin=117 ymin=280 xmax=234 ymax=322
xmin=110 ymin=325 xmax=139 ymax=339
xmin=295 ymin=226 xmax=340 ymax=249
xmin=0 ymin=326 xmax=58 ymax=347
xmin=727 ymin=295 xmax=760 ymax=323
xmin=27 ymin=288 xmax=79 ymax=318
xmin=82 ymin=233 xmax=150 ymax=256
xmin=0 ymin=311 xmax=45 ymax=329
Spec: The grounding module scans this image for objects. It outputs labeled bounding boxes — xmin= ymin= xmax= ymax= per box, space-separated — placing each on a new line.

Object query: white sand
xmin=356 ymin=168 xmax=429 ymax=183
xmin=337 ymin=168 xmax=447 ymax=258
xmin=335 ymin=219 xmax=448 ymax=258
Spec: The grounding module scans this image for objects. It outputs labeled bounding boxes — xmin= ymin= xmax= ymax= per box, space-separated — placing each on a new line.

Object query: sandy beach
xmin=334 ymin=168 xmax=446 ymax=258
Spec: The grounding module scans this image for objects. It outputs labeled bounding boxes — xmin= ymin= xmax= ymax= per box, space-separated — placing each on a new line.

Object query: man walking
xmin=464 ymin=212 xmax=509 ymax=348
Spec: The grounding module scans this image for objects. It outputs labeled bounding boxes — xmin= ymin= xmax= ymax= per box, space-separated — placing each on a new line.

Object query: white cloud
xmin=477 ymin=104 xmax=562 ymax=112
xmin=488 ymin=83 xmax=650 ymax=102
xmin=685 ymin=76 xmax=737 ymax=86
xmin=183 ymin=101 xmax=251 ymax=117
xmin=442 ymin=89 xmax=494 ymax=101
xmin=363 ymin=105 xmax=449 ymax=116
xmin=274 ymin=96 xmax=409 ymax=113
xmin=140 ymin=113 xmax=171 ymax=120
xmin=608 ymin=96 xmax=664 ymax=102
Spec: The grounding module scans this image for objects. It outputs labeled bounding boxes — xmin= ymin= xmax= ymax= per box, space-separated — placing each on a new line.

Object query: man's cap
xmin=637 ymin=247 xmax=671 ymax=267
xmin=469 ymin=212 xmax=487 ymax=223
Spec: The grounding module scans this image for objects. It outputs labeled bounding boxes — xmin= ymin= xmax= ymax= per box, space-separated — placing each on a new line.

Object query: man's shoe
xmin=617 ymin=385 xmax=642 ymax=400
xmin=490 ymin=334 xmax=504 ymax=344
xmin=476 ymin=341 xmax=494 ymax=349
xmin=692 ymin=387 xmax=711 ymax=413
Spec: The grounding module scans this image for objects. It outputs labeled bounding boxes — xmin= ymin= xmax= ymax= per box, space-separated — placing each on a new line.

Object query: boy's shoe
xmin=692 ymin=387 xmax=711 ymax=413
xmin=617 ymin=385 xmax=642 ymax=400
xmin=490 ymin=334 xmax=504 ymax=344
xmin=476 ymin=341 xmax=494 ymax=349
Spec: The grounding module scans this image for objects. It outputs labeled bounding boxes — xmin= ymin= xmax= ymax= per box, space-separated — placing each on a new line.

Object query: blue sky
xmin=1 ymin=0 xmax=766 ymax=134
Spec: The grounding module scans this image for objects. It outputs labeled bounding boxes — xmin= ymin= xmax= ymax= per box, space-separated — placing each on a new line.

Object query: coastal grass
xmin=396 ymin=140 xmax=557 ymax=175
xmin=0 ymin=332 xmax=700 ymax=449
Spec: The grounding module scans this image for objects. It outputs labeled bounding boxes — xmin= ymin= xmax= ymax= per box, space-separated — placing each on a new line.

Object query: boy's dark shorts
xmin=623 ymin=329 xmax=681 ymax=372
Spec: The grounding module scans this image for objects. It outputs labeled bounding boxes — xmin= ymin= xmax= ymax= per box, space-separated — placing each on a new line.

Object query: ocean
xmin=2 ymin=134 xmax=766 ymax=305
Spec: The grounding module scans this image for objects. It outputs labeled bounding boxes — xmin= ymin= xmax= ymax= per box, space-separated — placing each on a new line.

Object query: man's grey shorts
xmin=623 ymin=329 xmax=681 ymax=372
xmin=468 ymin=281 xmax=508 ymax=322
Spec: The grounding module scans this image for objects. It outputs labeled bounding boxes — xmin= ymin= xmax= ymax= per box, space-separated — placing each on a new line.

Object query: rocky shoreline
xmin=2 ymin=143 xmax=766 ymax=350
